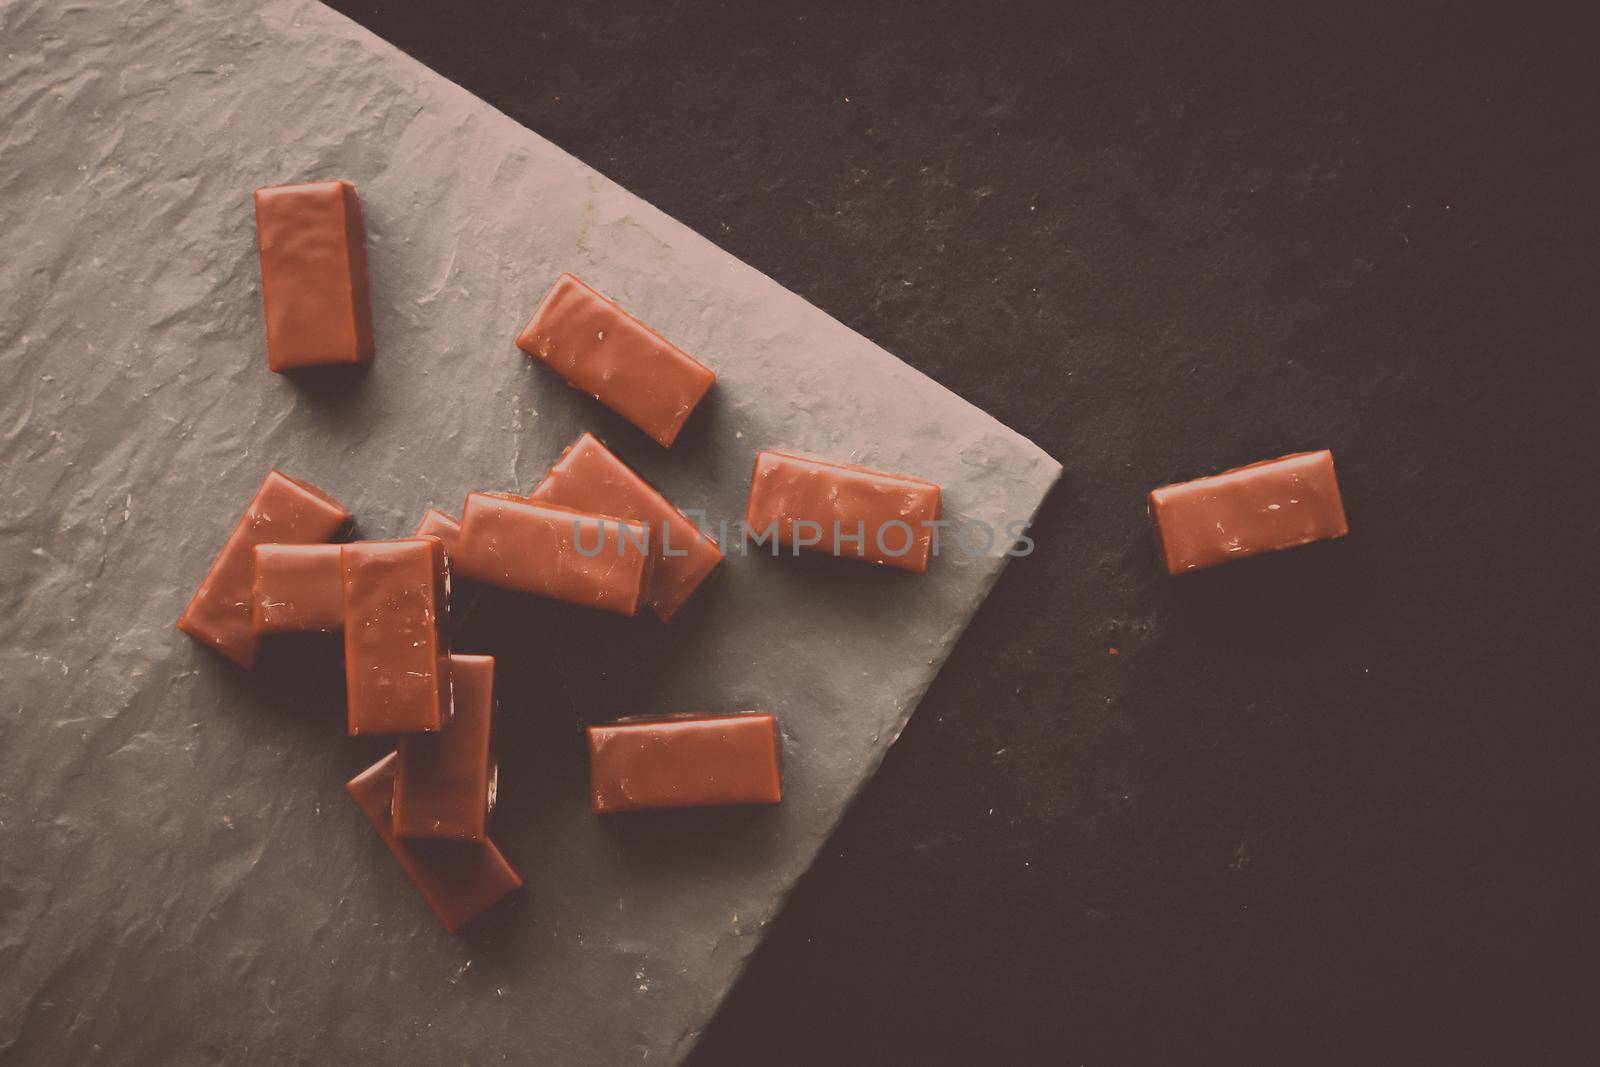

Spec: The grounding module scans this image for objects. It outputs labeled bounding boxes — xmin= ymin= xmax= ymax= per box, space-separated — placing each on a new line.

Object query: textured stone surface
xmin=0 ymin=1 xmax=1058 ymax=1063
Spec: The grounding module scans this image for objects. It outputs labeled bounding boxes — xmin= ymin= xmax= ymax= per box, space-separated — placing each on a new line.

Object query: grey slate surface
xmin=0 ymin=0 xmax=1060 ymax=1062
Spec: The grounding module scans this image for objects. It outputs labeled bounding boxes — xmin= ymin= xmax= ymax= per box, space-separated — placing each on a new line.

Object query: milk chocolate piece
xmin=528 ymin=433 xmax=722 ymax=621
xmin=413 ymin=508 xmax=461 ymax=559
xmin=587 ymin=713 xmax=783 ymax=814
xmin=414 ymin=508 xmax=483 ymax=628
xmin=250 ymin=543 xmax=344 ymax=633
xmin=177 ymin=470 xmax=350 ymax=668
xmin=253 ymin=180 xmax=374 ymax=372
xmin=342 ymin=538 xmax=452 ymax=735
xmin=1148 ymin=449 xmax=1349 ymax=575
xmin=346 ymin=753 xmax=522 ymax=933
xmin=743 ymin=451 xmax=942 ymax=573
xmin=454 ymin=493 xmax=653 ymax=616
xmin=394 ymin=655 xmax=495 ymax=842
xmin=514 ymin=273 xmax=715 ymax=447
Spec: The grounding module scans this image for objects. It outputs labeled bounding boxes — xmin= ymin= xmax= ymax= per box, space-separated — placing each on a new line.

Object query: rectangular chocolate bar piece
xmin=415 ymin=507 xmax=482 ymax=628
xmin=453 ymin=493 xmax=653 ymax=616
xmin=514 ymin=274 xmax=715 ymax=447
xmin=342 ymin=538 xmax=452 ymax=735
xmin=743 ymin=451 xmax=942 ymax=573
xmin=346 ymin=752 xmax=522 ymax=933
xmin=413 ymin=508 xmax=462 ymax=559
xmin=393 ymin=654 xmax=496 ymax=842
xmin=251 ymin=543 xmax=344 ymax=633
xmin=253 ymin=179 xmax=375 ymax=372
xmin=528 ymin=433 xmax=722 ymax=621
xmin=1148 ymin=449 xmax=1350 ymax=575
xmin=177 ymin=470 xmax=350 ymax=668
xmin=587 ymin=713 xmax=783 ymax=814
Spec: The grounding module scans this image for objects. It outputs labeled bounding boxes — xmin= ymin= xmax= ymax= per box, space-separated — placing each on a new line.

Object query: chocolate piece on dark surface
xmin=250 ymin=543 xmax=344 ymax=633
xmin=528 ymin=432 xmax=722 ymax=620
xmin=413 ymin=508 xmax=462 ymax=560
xmin=1148 ymin=449 xmax=1349 ymax=575
xmin=346 ymin=752 xmax=522 ymax=934
xmin=342 ymin=538 xmax=452 ymax=735
xmin=177 ymin=470 xmax=350 ymax=668
xmin=394 ymin=654 xmax=495 ymax=842
xmin=587 ymin=713 xmax=783 ymax=813
xmin=514 ymin=273 xmax=715 ymax=447
xmin=253 ymin=179 xmax=374 ymax=372
xmin=454 ymin=492 xmax=653 ymax=616
xmin=743 ymin=451 xmax=942 ymax=573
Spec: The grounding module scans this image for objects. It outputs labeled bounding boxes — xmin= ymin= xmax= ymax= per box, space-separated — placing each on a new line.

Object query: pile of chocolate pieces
xmin=176 ymin=180 xmax=952 ymax=932
xmin=180 ymin=180 xmax=1351 ymax=932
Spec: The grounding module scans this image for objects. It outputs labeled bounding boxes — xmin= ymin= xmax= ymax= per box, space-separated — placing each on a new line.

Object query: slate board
xmin=0 ymin=1 xmax=1059 ymax=1062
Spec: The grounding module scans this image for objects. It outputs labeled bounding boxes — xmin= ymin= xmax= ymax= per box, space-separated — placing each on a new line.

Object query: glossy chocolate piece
xmin=454 ymin=492 xmax=653 ymax=616
xmin=346 ymin=752 xmax=522 ymax=934
xmin=250 ymin=543 xmax=344 ymax=633
xmin=413 ymin=508 xmax=461 ymax=560
xmin=342 ymin=538 xmax=452 ymax=735
xmin=253 ymin=180 xmax=374 ymax=372
xmin=514 ymin=273 xmax=715 ymax=447
xmin=528 ymin=433 xmax=722 ymax=621
xmin=1148 ymin=450 xmax=1349 ymax=575
xmin=743 ymin=451 xmax=942 ymax=573
xmin=587 ymin=713 xmax=783 ymax=814
xmin=394 ymin=654 xmax=495 ymax=842
xmin=415 ymin=507 xmax=483 ymax=629
xmin=177 ymin=470 xmax=350 ymax=668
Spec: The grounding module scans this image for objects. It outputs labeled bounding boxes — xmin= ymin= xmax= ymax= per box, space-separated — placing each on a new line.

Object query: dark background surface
xmin=323 ymin=1 xmax=1599 ymax=1062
